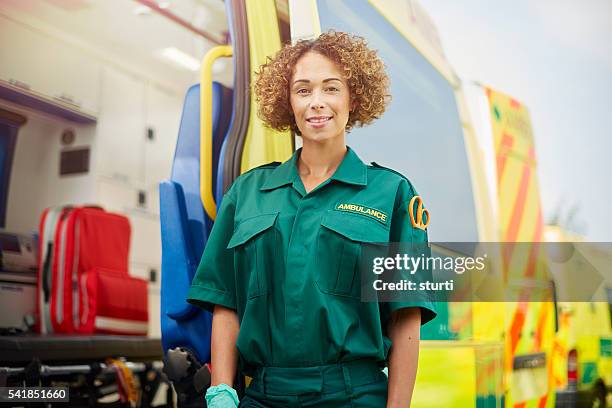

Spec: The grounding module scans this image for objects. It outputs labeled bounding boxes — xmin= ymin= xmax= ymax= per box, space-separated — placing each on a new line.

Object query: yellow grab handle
xmin=200 ymin=45 xmax=232 ymax=220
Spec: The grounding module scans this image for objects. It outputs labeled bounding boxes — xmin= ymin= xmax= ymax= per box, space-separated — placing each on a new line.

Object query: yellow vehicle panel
xmin=242 ymin=0 xmax=293 ymax=171
xmin=413 ymin=341 xmax=504 ymax=408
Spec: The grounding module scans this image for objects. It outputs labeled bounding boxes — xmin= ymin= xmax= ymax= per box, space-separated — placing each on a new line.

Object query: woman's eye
xmin=296 ymin=88 xmax=310 ymax=95
xmin=326 ymin=86 xmax=339 ymax=92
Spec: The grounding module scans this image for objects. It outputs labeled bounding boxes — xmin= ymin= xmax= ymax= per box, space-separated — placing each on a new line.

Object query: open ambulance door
xmin=159 ymin=0 xmax=291 ymax=406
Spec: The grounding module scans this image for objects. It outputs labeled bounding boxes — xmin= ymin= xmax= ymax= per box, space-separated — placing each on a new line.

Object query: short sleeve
xmin=380 ymin=179 xmax=437 ymax=327
xmin=186 ymin=189 xmax=237 ymax=313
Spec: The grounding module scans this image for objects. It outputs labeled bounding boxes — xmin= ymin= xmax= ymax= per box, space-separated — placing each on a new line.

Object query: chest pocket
xmin=228 ymin=213 xmax=279 ymax=299
xmin=316 ymin=211 xmax=389 ymax=298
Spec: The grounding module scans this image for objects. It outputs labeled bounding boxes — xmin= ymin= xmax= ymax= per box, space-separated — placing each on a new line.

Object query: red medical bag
xmin=36 ymin=206 xmax=148 ymax=335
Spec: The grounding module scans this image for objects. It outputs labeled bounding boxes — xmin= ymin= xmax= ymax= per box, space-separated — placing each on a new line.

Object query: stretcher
xmin=0 ymin=335 xmax=167 ymax=407
xmin=0 ymin=335 xmax=162 ymax=364
xmin=1 ymin=212 xmax=156 ymax=406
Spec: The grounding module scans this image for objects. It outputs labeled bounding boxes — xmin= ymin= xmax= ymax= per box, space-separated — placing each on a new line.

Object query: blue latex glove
xmin=205 ymin=384 xmax=239 ymax=408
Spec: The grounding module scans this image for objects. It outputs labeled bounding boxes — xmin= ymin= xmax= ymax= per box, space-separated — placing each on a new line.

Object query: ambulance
xmin=545 ymin=226 xmax=612 ymax=407
xmin=0 ymin=0 xmax=586 ymax=406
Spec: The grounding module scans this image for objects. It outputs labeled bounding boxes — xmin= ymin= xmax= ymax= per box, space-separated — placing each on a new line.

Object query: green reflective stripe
xmin=600 ymin=338 xmax=612 ymax=357
xmin=476 ymin=395 xmax=503 ymax=408
xmin=580 ymin=362 xmax=597 ymax=385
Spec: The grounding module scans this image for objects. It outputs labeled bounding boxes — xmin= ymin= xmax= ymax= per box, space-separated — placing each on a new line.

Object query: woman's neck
xmin=298 ymin=137 xmax=347 ymax=180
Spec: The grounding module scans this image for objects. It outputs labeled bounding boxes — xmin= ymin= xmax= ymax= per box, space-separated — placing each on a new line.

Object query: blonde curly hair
xmin=254 ymin=30 xmax=390 ymax=134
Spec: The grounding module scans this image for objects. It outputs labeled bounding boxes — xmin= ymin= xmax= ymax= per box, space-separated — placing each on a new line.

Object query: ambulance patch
xmin=334 ymin=203 xmax=388 ymax=225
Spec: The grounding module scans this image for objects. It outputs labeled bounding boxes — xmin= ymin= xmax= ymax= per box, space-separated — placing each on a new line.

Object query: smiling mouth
xmin=306 ymin=116 xmax=332 ymax=123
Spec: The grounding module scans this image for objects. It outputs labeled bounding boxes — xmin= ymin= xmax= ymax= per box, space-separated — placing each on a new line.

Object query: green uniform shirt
xmin=187 ymin=146 xmax=436 ymax=375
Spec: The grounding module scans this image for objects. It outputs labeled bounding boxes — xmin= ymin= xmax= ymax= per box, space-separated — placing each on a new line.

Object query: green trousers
xmin=238 ymin=360 xmax=388 ymax=407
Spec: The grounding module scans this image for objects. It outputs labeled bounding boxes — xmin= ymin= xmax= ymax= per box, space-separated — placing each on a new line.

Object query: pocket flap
xmin=227 ymin=213 xmax=279 ymax=248
xmin=321 ymin=211 xmax=388 ymax=243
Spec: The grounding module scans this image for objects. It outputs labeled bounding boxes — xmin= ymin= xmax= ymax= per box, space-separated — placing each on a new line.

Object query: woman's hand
xmin=210 ymin=305 xmax=240 ymax=387
xmin=386 ymin=307 xmax=421 ymax=408
xmin=205 ymin=383 xmax=239 ymax=408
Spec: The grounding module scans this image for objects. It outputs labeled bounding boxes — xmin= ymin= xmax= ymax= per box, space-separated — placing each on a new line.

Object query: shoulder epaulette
xmin=369 ymin=162 xmax=409 ymax=182
xmin=245 ymin=161 xmax=281 ymax=173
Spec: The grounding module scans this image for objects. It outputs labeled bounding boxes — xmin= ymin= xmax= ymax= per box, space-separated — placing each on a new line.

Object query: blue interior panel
xmin=160 ymin=82 xmax=233 ymax=362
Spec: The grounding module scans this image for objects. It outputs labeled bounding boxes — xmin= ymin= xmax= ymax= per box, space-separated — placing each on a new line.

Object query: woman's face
xmin=289 ymin=51 xmax=352 ymax=143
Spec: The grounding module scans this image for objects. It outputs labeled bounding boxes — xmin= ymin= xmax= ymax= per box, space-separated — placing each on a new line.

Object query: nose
xmin=309 ymin=89 xmax=325 ymax=110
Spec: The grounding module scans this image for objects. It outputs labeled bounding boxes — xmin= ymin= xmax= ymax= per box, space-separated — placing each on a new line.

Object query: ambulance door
xmin=227 ymin=0 xmax=293 ymax=184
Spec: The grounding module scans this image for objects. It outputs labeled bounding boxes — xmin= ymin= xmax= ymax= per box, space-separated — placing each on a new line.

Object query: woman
xmin=187 ymin=31 xmax=436 ymax=407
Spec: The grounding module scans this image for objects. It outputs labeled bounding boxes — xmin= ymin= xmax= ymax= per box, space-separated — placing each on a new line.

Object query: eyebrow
xmin=292 ymin=78 xmax=343 ymax=86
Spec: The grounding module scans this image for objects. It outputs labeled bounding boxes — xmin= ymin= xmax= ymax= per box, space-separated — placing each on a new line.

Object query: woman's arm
xmin=210 ymin=304 xmax=240 ymax=387
xmin=386 ymin=307 xmax=422 ymax=408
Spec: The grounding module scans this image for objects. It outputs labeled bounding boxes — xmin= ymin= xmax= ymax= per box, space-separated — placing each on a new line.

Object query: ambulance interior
xmin=0 ymin=0 xmax=240 ymax=405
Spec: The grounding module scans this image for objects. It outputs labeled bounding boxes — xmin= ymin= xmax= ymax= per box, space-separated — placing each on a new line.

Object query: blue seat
xmin=160 ymin=82 xmax=233 ymax=363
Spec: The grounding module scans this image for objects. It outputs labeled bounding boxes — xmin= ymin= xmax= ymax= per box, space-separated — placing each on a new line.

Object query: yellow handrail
xmin=200 ymin=45 xmax=232 ymax=220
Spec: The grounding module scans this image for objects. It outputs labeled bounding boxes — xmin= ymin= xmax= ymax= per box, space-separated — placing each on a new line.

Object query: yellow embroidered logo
xmin=409 ymin=195 xmax=430 ymax=230
xmin=335 ymin=203 xmax=388 ymax=224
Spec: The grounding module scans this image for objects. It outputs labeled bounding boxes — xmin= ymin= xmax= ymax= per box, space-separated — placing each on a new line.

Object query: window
xmin=317 ymin=0 xmax=479 ymax=242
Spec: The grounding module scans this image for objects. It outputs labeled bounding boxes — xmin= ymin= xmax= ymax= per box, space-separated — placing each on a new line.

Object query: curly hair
xmin=254 ymin=30 xmax=390 ymax=134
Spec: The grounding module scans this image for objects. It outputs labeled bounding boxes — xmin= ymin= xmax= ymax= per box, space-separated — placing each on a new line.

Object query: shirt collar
xmin=260 ymin=146 xmax=367 ymax=191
